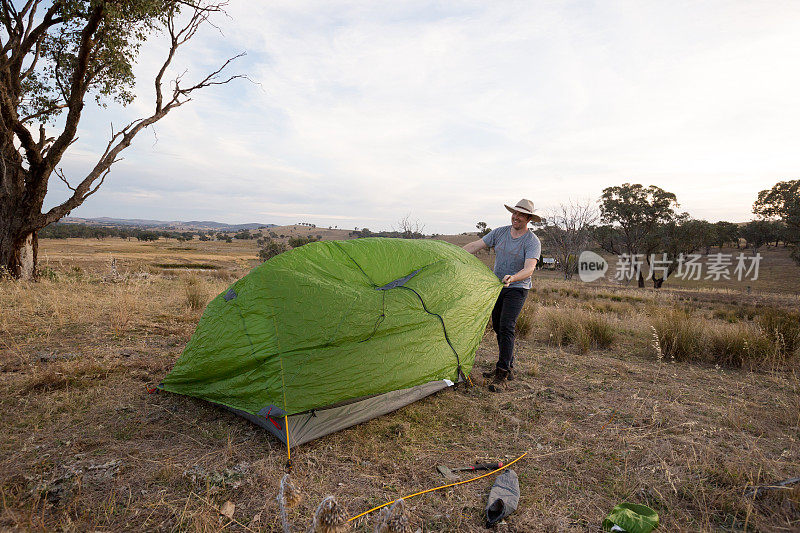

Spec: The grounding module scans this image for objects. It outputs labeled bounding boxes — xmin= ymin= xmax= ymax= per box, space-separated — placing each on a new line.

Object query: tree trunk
xmin=637 ymin=270 xmax=645 ymax=288
xmin=0 ymin=226 xmax=38 ymax=280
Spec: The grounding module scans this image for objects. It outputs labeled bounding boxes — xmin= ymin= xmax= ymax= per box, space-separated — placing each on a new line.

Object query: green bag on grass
xmin=602 ymin=502 xmax=659 ymax=533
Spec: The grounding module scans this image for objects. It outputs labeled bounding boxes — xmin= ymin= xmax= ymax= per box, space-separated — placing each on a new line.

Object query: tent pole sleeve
xmin=397 ymin=285 xmax=467 ymax=383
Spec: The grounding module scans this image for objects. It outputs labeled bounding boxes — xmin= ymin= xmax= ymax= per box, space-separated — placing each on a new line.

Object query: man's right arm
xmin=463 ymin=239 xmax=488 ymax=254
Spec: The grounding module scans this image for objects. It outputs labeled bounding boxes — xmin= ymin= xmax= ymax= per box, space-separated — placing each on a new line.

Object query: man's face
xmin=510 ymin=210 xmax=531 ymax=230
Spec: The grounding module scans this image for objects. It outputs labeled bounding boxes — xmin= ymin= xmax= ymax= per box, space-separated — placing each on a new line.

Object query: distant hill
xmin=62 ymin=217 xmax=276 ymax=231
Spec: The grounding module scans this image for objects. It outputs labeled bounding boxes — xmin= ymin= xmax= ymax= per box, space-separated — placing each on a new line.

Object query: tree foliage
xmin=37 ymin=221 xmax=174 ymax=241
xmin=753 ymin=179 xmax=800 ymax=223
xmin=753 ymin=179 xmax=800 ymax=263
xmin=712 ymin=221 xmax=740 ymax=248
xmin=740 ymin=220 xmax=778 ymax=254
xmin=287 ymin=235 xmax=317 ymax=248
xmin=598 ymin=183 xmax=679 ymax=286
xmin=258 ymin=240 xmax=287 ymax=261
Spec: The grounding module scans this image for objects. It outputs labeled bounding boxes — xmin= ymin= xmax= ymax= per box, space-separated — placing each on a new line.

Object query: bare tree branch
xmin=4 ymin=2 xmax=61 ymax=72
xmin=395 ymin=213 xmax=426 ymax=238
xmin=19 ymin=30 xmax=43 ymax=79
xmin=41 ymin=2 xmax=104 ymax=174
xmin=21 ymin=104 xmax=68 ymax=123
xmin=172 ymin=52 xmax=246 ymax=100
xmin=54 ymin=167 xmax=74 ymax=191
xmin=42 ymin=132 xmax=73 ymax=158
xmin=541 ymin=200 xmax=598 ymax=279
xmin=21 ymin=0 xmax=39 ymax=42
xmin=0 ymin=0 xmax=21 ymax=62
xmin=19 ymin=2 xmax=61 ymax=53
xmin=174 ymin=0 xmax=227 ymax=14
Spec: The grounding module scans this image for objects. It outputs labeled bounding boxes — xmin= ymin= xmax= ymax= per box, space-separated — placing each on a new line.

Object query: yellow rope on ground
xmin=284 ymin=415 xmax=291 ymax=462
xmin=348 ymin=451 xmax=529 ymax=522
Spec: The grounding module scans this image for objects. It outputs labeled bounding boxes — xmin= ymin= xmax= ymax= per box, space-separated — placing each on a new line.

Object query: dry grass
xmin=514 ymin=303 xmax=537 ymax=338
xmin=0 ymin=238 xmax=799 ymax=531
xmin=651 ymin=307 xmax=799 ymax=370
xmin=183 ymin=275 xmax=212 ymax=311
xmin=758 ymin=308 xmax=800 ymax=358
xmin=539 ymin=306 xmax=616 ymax=353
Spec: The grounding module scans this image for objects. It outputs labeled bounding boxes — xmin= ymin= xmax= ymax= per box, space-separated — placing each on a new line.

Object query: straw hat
xmin=504 ymin=198 xmax=542 ymax=223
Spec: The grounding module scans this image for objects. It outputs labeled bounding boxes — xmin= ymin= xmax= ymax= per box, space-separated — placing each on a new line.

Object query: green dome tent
xmin=159 ymin=238 xmax=501 ymax=446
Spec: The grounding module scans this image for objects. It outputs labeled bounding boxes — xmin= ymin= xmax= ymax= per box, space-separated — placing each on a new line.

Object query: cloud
xmin=47 ymin=1 xmax=800 ymax=233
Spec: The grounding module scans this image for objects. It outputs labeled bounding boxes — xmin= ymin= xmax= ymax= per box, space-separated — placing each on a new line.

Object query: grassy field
xmin=1 ymin=234 xmax=799 ymax=531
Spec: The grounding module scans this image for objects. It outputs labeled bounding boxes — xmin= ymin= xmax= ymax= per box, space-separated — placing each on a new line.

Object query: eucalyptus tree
xmin=740 ymin=219 xmax=777 ymax=255
xmin=1 ymin=0 xmax=243 ymax=279
xmin=597 ymin=183 xmax=679 ymax=287
xmin=753 ymin=179 xmax=800 ymax=263
xmin=712 ymin=220 xmax=740 ymax=249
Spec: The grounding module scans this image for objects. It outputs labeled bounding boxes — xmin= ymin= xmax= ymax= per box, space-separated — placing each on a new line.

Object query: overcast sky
xmin=45 ymin=1 xmax=800 ymax=234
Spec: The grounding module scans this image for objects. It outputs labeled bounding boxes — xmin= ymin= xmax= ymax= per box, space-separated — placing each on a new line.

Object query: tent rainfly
xmin=159 ymin=238 xmax=501 ymax=446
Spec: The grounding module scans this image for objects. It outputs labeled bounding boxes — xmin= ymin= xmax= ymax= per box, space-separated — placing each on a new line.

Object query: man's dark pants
xmin=491 ymin=287 xmax=529 ymax=372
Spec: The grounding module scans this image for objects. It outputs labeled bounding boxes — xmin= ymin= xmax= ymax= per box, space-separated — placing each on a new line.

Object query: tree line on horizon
xmin=31 ymin=178 xmax=800 ymax=289
xmin=510 ymin=179 xmax=799 ymax=287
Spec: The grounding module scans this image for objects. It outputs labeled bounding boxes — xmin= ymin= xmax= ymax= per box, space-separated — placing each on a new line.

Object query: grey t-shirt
xmin=482 ymin=226 xmax=541 ymax=289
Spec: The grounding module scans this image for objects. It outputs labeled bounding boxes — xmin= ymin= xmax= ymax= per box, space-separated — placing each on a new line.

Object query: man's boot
xmin=486 ymin=368 xmax=514 ymax=380
xmin=488 ymin=368 xmax=509 ymax=392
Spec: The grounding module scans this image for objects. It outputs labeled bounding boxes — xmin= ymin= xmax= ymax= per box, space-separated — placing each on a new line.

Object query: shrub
xmin=288 ymin=236 xmax=318 ymax=248
xmin=69 ymin=266 xmax=85 ymax=280
xmin=184 ymin=276 xmax=209 ymax=311
xmin=515 ymin=304 xmax=537 ymax=338
xmin=652 ymin=306 xmax=797 ymax=369
xmin=259 ymin=241 xmax=288 ymax=261
xmin=36 ymin=266 xmax=59 ymax=281
xmin=758 ymin=308 xmax=800 ymax=360
xmin=583 ymin=314 xmax=616 ymax=348
xmin=541 ymin=307 xmax=616 ymax=352
xmin=651 ymin=308 xmax=702 ymax=362
xmin=704 ymin=322 xmax=773 ymax=369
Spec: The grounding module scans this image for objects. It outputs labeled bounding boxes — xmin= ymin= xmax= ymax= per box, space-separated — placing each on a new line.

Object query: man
xmin=463 ymin=199 xmax=541 ymax=391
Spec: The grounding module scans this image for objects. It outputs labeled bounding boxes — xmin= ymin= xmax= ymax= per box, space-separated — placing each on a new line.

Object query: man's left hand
xmin=502 ymin=274 xmax=513 ymax=287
